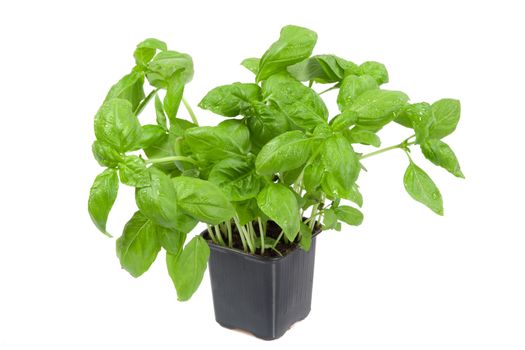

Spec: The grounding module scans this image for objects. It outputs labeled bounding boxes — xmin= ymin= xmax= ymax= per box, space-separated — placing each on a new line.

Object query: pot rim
xmin=201 ymin=228 xmax=321 ymax=262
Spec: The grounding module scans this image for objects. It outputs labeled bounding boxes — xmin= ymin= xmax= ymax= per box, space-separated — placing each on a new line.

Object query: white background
xmin=1 ymin=0 xmax=524 ymax=349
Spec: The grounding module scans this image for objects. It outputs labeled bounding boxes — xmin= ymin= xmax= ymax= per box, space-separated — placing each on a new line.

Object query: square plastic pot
xmin=204 ymin=229 xmax=320 ymax=340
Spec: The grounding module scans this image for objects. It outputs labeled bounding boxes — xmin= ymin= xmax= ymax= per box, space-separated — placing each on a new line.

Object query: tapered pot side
xmin=203 ymin=229 xmax=321 ymax=340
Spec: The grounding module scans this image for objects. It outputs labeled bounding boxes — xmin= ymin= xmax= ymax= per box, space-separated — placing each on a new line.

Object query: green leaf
xmin=155 ymin=95 xmax=168 ymax=130
xmin=241 ymin=57 xmax=260 ymax=74
xmin=303 ymin=160 xmax=324 ymax=193
xmin=262 ymin=73 xmax=328 ymax=130
xmin=421 ymin=139 xmax=464 ymax=178
xmin=349 ymin=89 xmax=409 ymax=129
xmin=118 ymin=156 xmax=150 ymax=187
xmin=163 ymin=78 xmax=185 ymax=123
xmin=158 ymin=229 xmax=186 ymax=256
xmin=184 ymin=119 xmax=250 ymax=162
xmin=134 ymin=38 xmax=167 ymax=67
xmin=359 ymin=61 xmax=389 ymax=84
xmin=116 ymin=211 xmax=161 ymax=277
xmin=139 ymin=124 xmax=166 ymax=149
xmin=255 ymin=130 xmax=313 ymax=175
xmin=299 ymin=222 xmax=313 ymax=251
xmin=334 ymin=206 xmax=363 ymax=226
xmin=330 ymin=110 xmax=358 ymax=131
xmin=94 ymin=98 xmax=142 ymax=152
xmin=348 ymin=184 xmax=363 ymax=207
xmin=135 ymin=168 xmax=197 ymax=232
xmin=322 ymin=208 xmax=338 ymax=230
xmin=233 ymin=199 xmax=259 ymax=225
xmin=256 ymin=25 xmax=317 ymax=82
xmin=88 ymin=168 xmax=119 ymax=237
xmin=246 ymin=102 xmax=291 ymax=149
xmin=208 ymin=158 xmax=261 ymax=201
xmin=104 ymin=72 xmax=145 ymax=111
xmin=146 ymin=50 xmax=193 ymax=88
xmin=257 ymin=183 xmax=300 ymax=241
xmin=337 ymin=75 xmax=378 ymax=111
xmin=344 ymin=128 xmax=381 ymax=147
xmin=428 ymin=99 xmax=461 ymax=139
xmin=172 ymin=176 xmax=235 ymax=224
xmin=167 ymin=235 xmax=210 ymax=301
xmin=403 ymin=162 xmax=444 ymax=215
xmin=321 ymin=134 xmax=360 ymax=199
xmin=198 ymin=83 xmax=261 ymax=117
xmin=92 ymin=140 xmax=123 ymax=168
xmin=287 ymin=54 xmax=355 ymax=83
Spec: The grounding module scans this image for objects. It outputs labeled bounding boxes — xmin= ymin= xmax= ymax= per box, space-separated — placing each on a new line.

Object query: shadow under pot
xmin=203 ymin=227 xmax=321 ymax=340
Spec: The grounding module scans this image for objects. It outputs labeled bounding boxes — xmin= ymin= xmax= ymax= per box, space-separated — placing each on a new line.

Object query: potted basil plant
xmin=88 ymin=25 xmax=463 ymax=340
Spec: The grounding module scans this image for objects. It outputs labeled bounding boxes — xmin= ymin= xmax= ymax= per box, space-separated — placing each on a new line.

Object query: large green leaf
xmin=334 ymin=205 xmax=363 ymax=226
xmin=256 ymin=25 xmax=317 ymax=82
xmin=287 ymin=54 xmax=356 ymax=83
xmin=241 ymin=57 xmax=260 ymax=74
xmin=172 ymin=176 xmax=235 ymax=224
xmin=262 ymin=73 xmax=328 ymax=130
xmin=158 ymin=229 xmax=186 ymax=256
xmin=88 ymin=168 xmax=119 ymax=237
xmin=337 ymin=75 xmax=378 ymax=111
xmin=184 ymin=119 xmax=250 ymax=162
xmin=246 ymin=102 xmax=291 ymax=149
xmin=403 ymin=162 xmax=444 ymax=215
xmin=104 ymin=71 xmax=145 ymax=111
xmin=116 ymin=211 xmax=161 ymax=277
xmin=428 ymin=99 xmax=461 ymax=139
xmin=167 ymin=236 xmax=210 ymax=301
xmin=255 ymin=130 xmax=313 ymax=175
xmin=94 ymin=98 xmax=142 ymax=152
xmin=134 ymin=38 xmax=167 ymax=67
xmin=421 ymin=139 xmax=464 ymax=178
xmin=92 ymin=141 xmax=123 ymax=168
xmin=257 ymin=183 xmax=300 ymax=241
xmin=198 ymin=83 xmax=261 ymax=117
xmin=359 ymin=61 xmax=389 ymax=85
xmin=118 ymin=156 xmax=150 ymax=187
xmin=321 ymin=134 xmax=360 ymax=199
xmin=135 ymin=168 xmax=197 ymax=232
xmin=146 ymin=50 xmax=193 ymax=88
xmin=208 ymin=157 xmax=261 ymax=201
xmin=349 ymin=89 xmax=409 ymax=129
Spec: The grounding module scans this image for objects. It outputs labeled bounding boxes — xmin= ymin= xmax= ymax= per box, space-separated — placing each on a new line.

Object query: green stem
xmin=146 ymin=155 xmax=197 ymax=165
xmin=207 ymin=226 xmax=218 ymax=244
xmin=226 ymin=220 xmax=233 ymax=248
xmin=182 ymin=98 xmax=199 ymax=126
xmin=135 ymin=88 xmax=159 ymax=115
xmin=272 ymin=230 xmax=284 ymax=249
xmin=233 ymin=216 xmax=248 ymax=252
xmin=360 ymin=138 xmax=416 ymax=160
xmin=318 ymin=85 xmax=338 ymax=95
xmin=214 ymin=225 xmax=225 ymax=246
xmin=258 ymin=217 xmax=265 ymax=255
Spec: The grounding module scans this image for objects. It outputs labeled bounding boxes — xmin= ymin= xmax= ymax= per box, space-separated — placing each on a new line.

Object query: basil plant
xmin=88 ymin=25 xmax=463 ymax=301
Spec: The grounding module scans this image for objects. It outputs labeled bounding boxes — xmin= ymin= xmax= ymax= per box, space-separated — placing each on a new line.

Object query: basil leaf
xmin=88 ymin=168 xmax=119 ymax=237
xmin=421 ymin=139 xmax=464 ymax=178
xmin=94 ymin=98 xmax=142 ymax=152
xmin=330 ymin=110 xmax=358 ymax=131
xmin=256 ymin=25 xmax=317 ymax=82
xmin=262 ymin=73 xmax=328 ymax=130
xmin=154 ymin=95 xmax=168 ymax=130
xmin=135 ymin=168 xmax=197 ymax=232
xmin=118 ymin=156 xmax=150 ymax=187
xmin=198 ymin=83 xmax=261 ymax=117
xmin=163 ymin=78 xmax=185 ymax=123
xmin=287 ymin=54 xmax=355 ymax=83
xmin=104 ymin=72 xmax=145 ymax=111
xmin=134 ymin=38 xmax=167 ymax=67
xmin=139 ymin=124 xmax=166 ymax=149
xmin=241 ymin=57 xmax=260 ymax=74
xmin=172 ymin=176 xmax=235 ymax=224
xmin=257 ymin=183 xmax=300 ymax=241
xmin=303 ymin=160 xmax=324 ymax=193
xmin=146 ymin=51 xmax=193 ymax=88
xmin=246 ymin=102 xmax=290 ymax=149
xmin=323 ymin=208 xmax=338 ymax=230
xmin=403 ymin=162 xmax=444 ymax=215
xmin=321 ymin=134 xmax=360 ymax=199
xmin=167 ymin=235 xmax=210 ymax=301
xmin=428 ymin=99 xmax=461 ymax=139
xmin=255 ymin=130 xmax=313 ymax=175
xmin=158 ymin=229 xmax=186 ymax=256
xmin=185 ymin=119 xmax=250 ymax=162
xmin=299 ymin=222 xmax=313 ymax=251
xmin=337 ymin=74 xmax=378 ymax=111
xmin=348 ymin=184 xmax=363 ymax=207
xmin=359 ymin=61 xmax=389 ymax=85
xmin=344 ymin=128 xmax=381 ymax=147
xmin=208 ymin=158 xmax=261 ymax=201
xmin=233 ymin=199 xmax=259 ymax=225
xmin=116 ymin=211 xmax=161 ymax=277
xmin=349 ymin=89 xmax=409 ymax=129
xmin=92 ymin=140 xmax=123 ymax=168
xmin=334 ymin=206 xmax=363 ymax=226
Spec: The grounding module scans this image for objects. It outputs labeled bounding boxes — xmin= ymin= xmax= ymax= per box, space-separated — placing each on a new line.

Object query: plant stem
xmin=146 ymin=155 xmax=197 ymax=165
xmin=182 ymin=98 xmax=199 ymax=125
xmin=226 ymin=220 xmax=233 ymax=248
xmin=272 ymin=230 xmax=284 ymax=249
xmin=207 ymin=226 xmax=218 ymax=244
xmin=233 ymin=216 xmax=248 ymax=252
xmin=258 ymin=217 xmax=265 ymax=255
xmin=214 ymin=225 xmax=225 ymax=246
xmin=360 ymin=138 xmax=416 ymax=160
xmin=135 ymin=88 xmax=159 ymax=115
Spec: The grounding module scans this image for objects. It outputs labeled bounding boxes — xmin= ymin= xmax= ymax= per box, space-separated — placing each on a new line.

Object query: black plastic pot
xmin=205 ymin=229 xmax=320 ymax=340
